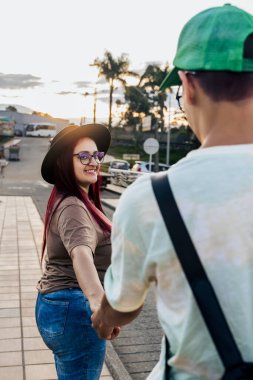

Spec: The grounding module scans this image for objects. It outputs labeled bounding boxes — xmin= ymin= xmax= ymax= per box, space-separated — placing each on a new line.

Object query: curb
xmin=105 ymin=341 xmax=132 ymax=380
xmin=32 ymin=197 xmax=45 ymax=222
xmin=3 ymin=138 xmax=21 ymax=148
xmin=101 ymin=199 xmax=116 ymax=211
xmin=105 ymin=187 xmax=123 ymax=196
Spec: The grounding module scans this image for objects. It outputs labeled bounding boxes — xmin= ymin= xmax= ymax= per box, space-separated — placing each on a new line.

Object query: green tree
xmin=91 ymin=51 xmax=138 ymax=130
xmin=123 ymin=85 xmax=150 ymax=131
xmin=170 ymin=125 xmax=200 ymax=148
xmin=6 ymin=105 xmax=17 ymax=112
xmin=139 ymin=64 xmax=171 ymax=132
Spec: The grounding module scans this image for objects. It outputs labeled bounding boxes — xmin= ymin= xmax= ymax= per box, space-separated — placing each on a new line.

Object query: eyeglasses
xmin=176 ymin=71 xmax=198 ymax=112
xmin=73 ymin=151 xmax=105 ymax=165
xmin=176 ymin=86 xmax=184 ymax=112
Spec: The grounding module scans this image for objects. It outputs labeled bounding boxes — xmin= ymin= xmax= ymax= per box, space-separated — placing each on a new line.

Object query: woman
xmin=36 ymin=124 xmax=115 ymax=380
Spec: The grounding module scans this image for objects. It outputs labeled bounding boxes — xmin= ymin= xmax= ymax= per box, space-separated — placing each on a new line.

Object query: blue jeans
xmin=35 ymin=288 xmax=106 ymax=380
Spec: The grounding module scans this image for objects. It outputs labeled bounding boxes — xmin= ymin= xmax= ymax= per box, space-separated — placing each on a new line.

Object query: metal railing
xmin=109 ymin=169 xmax=142 ymax=188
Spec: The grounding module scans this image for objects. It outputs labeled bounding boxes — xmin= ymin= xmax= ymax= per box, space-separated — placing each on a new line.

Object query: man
xmin=92 ymin=4 xmax=253 ymax=379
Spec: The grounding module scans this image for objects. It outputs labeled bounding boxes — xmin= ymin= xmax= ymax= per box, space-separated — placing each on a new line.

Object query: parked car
xmin=14 ymin=129 xmax=23 ymax=136
xmin=108 ymin=159 xmax=130 ymax=173
xmin=100 ymin=172 xmax=111 ymax=189
xmin=131 ymin=161 xmax=170 ymax=173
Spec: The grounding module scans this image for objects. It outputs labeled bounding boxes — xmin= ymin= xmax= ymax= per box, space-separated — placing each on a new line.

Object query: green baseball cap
xmin=160 ymin=4 xmax=253 ymax=90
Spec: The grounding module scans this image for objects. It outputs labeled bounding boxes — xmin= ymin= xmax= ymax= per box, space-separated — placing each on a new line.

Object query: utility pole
xmin=93 ymin=88 xmax=97 ymax=123
xmin=166 ymin=94 xmax=171 ymax=166
xmin=154 ymin=122 xmax=159 ymax=172
xmin=82 ymin=91 xmax=89 ymax=125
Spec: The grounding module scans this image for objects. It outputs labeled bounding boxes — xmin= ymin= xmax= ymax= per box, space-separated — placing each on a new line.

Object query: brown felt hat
xmin=41 ymin=123 xmax=111 ymax=184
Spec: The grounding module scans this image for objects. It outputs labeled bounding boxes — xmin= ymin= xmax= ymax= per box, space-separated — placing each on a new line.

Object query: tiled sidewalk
xmin=0 ymin=196 xmax=113 ymax=380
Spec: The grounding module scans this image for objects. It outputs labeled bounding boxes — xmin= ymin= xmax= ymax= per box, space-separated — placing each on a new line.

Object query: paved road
xmin=0 ymin=137 xmax=164 ymax=379
xmin=0 ymin=137 xmax=117 ymax=221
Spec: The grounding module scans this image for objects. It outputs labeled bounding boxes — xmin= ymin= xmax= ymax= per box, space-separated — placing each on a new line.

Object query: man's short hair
xmin=191 ymin=71 xmax=253 ymax=102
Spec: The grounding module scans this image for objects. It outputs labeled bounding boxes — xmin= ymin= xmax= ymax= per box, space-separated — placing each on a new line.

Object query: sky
xmin=1 ymin=0 xmax=253 ymax=123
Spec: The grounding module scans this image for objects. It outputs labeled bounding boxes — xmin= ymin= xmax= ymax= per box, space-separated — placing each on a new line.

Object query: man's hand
xmin=91 ymin=294 xmax=143 ymax=340
xmin=91 ymin=308 xmax=121 ymax=340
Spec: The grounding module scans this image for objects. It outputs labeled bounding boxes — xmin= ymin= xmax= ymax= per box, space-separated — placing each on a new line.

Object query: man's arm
xmin=91 ymin=293 xmax=143 ymax=340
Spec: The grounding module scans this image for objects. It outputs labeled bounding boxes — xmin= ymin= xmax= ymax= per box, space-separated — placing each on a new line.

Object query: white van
xmin=26 ymin=123 xmax=57 ymax=137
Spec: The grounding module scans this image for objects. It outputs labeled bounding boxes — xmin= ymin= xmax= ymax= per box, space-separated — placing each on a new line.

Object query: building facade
xmin=0 ymin=111 xmax=69 ymax=135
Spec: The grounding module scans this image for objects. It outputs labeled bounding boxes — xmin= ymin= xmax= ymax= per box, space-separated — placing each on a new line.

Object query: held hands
xmin=89 ymin=299 xmax=102 ymax=314
xmin=91 ymin=308 xmax=121 ymax=340
xmin=91 ymin=294 xmax=142 ymax=341
xmin=72 ymin=247 xmax=121 ymax=339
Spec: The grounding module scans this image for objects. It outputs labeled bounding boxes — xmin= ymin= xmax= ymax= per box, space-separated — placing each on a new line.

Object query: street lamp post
xmin=82 ymin=85 xmax=98 ymax=125
xmin=93 ymin=87 xmax=97 ymax=123
xmin=166 ymin=94 xmax=171 ymax=166
xmin=81 ymin=91 xmax=90 ymax=125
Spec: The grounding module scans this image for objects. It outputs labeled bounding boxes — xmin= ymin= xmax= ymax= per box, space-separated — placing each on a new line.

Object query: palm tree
xmin=91 ymin=51 xmax=138 ymax=130
xmin=139 ymin=64 xmax=171 ymax=132
xmin=123 ymin=85 xmax=150 ymax=131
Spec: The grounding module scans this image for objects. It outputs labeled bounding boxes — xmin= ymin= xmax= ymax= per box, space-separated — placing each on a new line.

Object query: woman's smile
xmin=73 ymin=137 xmax=101 ymax=192
xmin=84 ymin=168 xmax=98 ymax=175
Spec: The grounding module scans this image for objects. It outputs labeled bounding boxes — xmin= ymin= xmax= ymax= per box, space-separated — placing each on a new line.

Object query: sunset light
xmin=1 ymin=0 xmax=252 ymax=123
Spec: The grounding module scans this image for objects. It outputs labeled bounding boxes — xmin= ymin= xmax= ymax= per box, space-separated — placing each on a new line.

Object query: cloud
xmin=1 ymin=94 xmax=20 ymax=98
xmin=74 ymin=78 xmax=109 ymax=88
xmin=96 ymin=77 xmax=107 ymax=85
xmin=74 ymin=80 xmax=93 ymax=88
xmin=56 ymin=91 xmax=79 ymax=95
xmin=82 ymin=88 xmax=114 ymax=97
xmin=0 ymin=73 xmax=43 ymax=89
xmin=97 ymin=88 xmax=123 ymax=96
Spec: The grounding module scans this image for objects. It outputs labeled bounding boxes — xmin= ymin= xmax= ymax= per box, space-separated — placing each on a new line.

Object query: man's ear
xmin=178 ymin=71 xmax=196 ymax=106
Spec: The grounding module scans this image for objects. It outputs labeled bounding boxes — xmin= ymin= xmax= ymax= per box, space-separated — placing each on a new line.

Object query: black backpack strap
xmin=151 ymin=172 xmax=243 ymax=370
xmin=165 ymin=334 xmax=171 ymax=380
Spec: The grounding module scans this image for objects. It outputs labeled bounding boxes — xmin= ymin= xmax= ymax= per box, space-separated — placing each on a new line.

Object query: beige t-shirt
xmin=37 ymin=196 xmax=111 ymax=294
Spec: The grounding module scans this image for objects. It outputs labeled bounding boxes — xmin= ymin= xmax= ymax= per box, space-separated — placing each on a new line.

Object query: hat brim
xmin=41 ymin=123 xmax=111 ymax=184
xmin=159 ymin=67 xmax=181 ymax=90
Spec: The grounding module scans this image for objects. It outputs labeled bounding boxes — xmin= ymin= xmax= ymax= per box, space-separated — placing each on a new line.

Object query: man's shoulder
xmin=117 ymin=172 xmax=166 ymax=215
xmin=121 ymin=173 xmax=153 ymax=203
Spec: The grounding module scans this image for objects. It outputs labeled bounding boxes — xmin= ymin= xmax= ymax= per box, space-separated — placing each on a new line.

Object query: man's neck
xmin=195 ymin=98 xmax=253 ymax=148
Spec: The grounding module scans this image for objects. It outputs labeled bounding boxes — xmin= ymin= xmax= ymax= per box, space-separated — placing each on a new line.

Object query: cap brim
xmin=159 ymin=67 xmax=181 ymax=90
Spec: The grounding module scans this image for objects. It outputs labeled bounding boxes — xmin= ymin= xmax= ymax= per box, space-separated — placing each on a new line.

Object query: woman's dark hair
xmin=193 ymin=33 xmax=253 ymax=102
xmin=41 ymin=138 xmax=111 ymax=260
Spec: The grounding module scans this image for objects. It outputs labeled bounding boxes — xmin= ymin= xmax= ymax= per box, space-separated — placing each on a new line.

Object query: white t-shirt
xmin=104 ymin=145 xmax=253 ymax=380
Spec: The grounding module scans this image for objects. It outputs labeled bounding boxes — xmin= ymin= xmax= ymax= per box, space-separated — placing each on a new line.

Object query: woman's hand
xmin=89 ymin=299 xmax=102 ymax=314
